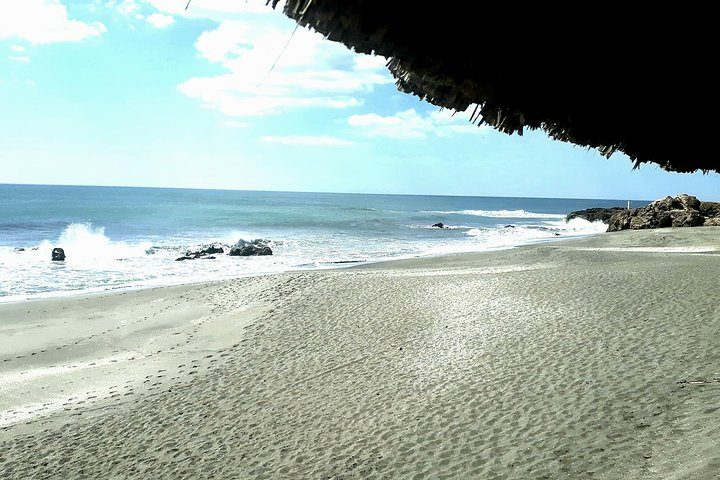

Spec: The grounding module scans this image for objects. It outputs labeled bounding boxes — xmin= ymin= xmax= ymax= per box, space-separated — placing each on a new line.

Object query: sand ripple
xmin=2 ymin=229 xmax=720 ymax=478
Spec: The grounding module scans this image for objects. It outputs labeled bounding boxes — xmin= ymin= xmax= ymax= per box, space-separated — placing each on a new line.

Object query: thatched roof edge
xmin=270 ymin=0 xmax=716 ymax=174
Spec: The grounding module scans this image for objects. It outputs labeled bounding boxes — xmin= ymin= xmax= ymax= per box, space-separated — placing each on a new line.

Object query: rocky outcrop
xmin=229 ymin=239 xmax=273 ymax=256
xmin=175 ymin=244 xmax=225 ymax=261
xmin=51 ymin=247 xmax=65 ymax=261
xmin=700 ymin=201 xmax=720 ymax=219
xmin=230 ymin=245 xmax=273 ymax=256
xmin=431 ymin=223 xmax=446 ymax=228
xmin=704 ymin=217 xmax=720 ymax=227
xmin=565 ymin=207 xmax=625 ymax=223
xmin=200 ymin=245 xmax=224 ymax=255
xmin=175 ymin=240 xmax=274 ymax=261
xmin=607 ymin=194 xmax=717 ymax=232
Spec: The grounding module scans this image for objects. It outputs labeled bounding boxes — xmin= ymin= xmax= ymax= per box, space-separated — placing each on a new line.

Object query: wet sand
xmin=1 ymin=228 xmax=719 ymax=479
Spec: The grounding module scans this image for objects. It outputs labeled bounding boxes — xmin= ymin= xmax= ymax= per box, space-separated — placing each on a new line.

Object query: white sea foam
xmin=411 ymin=224 xmax=475 ymax=230
xmin=543 ymin=217 xmax=609 ymax=234
xmin=2 ymin=186 xmax=624 ymax=303
xmin=424 ymin=209 xmax=567 ymax=219
xmin=51 ymin=223 xmax=152 ymax=263
xmin=459 ymin=218 xmax=607 ymax=250
xmin=0 ymin=219 xmax=607 ymax=303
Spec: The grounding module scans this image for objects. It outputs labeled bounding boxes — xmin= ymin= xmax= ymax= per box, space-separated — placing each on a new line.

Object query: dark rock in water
xmin=607 ymin=194 xmax=712 ymax=232
xmin=230 ymin=245 xmax=273 ymax=256
xmin=229 ymin=239 xmax=273 ymax=256
xmin=504 ymin=224 xmax=515 ymax=228
xmin=177 ymin=244 xmax=226 ymax=261
xmin=565 ymin=207 xmax=625 ymax=224
xmin=51 ymin=247 xmax=65 ymax=261
xmin=14 ymin=247 xmax=25 ymax=252
xmin=431 ymin=223 xmax=446 ymax=228
xmin=200 ymin=245 xmax=224 ymax=255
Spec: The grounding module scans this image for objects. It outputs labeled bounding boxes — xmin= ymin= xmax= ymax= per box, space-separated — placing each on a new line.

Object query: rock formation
xmin=565 ymin=207 xmax=625 ymax=223
xmin=200 ymin=245 xmax=224 ymax=255
xmin=175 ymin=244 xmax=225 ymax=261
xmin=229 ymin=239 xmax=273 ymax=257
xmin=51 ymin=247 xmax=65 ymax=261
xmin=607 ymin=195 xmax=719 ymax=232
xmin=700 ymin=202 xmax=720 ymax=226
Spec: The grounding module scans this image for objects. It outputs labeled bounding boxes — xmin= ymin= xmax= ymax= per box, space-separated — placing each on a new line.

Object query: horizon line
xmin=0 ymin=182 xmax=653 ymax=203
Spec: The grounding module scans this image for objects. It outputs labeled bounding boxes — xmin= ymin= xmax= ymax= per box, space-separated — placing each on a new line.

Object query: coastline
xmin=1 ymin=187 xmax=617 ymax=303
xmin=2 ymin=227 xmax=719 ymax=478
xmin=0 ymin=223 xmax=605 ymax=306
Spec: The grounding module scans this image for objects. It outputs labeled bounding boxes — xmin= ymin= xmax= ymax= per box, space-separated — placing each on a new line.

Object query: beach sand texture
xmin=1 ymin=228 xmax=719 ymax=479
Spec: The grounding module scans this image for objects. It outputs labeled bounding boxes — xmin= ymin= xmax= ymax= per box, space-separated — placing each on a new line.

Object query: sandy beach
xmin=1 ymin=227 xmax=719 ymax=479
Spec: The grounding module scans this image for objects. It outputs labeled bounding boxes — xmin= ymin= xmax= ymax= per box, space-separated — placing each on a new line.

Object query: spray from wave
xmin=36 ymin=223 xmax=152 ymax=263
xmin=0 ymin=213 xmax=609 ymax=302
xmin=424 ymin=209 xmax=567 ymax=219
xmin=464 ymin=218 xmax=606 ymax=247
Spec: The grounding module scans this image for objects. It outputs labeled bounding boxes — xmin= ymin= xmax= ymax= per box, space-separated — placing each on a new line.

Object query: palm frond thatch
xmin=271 ymin=1 xmax=715 ymax=173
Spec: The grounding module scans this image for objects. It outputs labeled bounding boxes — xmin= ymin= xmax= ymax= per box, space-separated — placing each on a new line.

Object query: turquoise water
xmin=0 ymin=184 xmax=645 ymax=301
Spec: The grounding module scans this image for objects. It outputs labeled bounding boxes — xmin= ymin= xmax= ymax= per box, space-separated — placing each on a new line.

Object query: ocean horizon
xmin=0 ymin=184 xmax=647 ymax=302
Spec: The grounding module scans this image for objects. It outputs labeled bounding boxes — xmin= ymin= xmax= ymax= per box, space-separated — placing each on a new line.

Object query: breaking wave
xmin=424 ymin=209 xmax=567 ymax=219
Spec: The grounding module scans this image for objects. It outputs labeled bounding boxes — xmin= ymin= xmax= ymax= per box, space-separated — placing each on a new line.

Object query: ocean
xmin=0 ymin=184 xmax=645 ymax=302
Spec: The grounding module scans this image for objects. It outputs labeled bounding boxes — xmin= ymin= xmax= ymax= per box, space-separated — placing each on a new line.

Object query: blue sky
xmin=1 ymin=0 xmax=719 ymax=200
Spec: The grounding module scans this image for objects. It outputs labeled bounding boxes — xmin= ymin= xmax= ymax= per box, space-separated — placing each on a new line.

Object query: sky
xmin=1 ymin=0 xmax=719 ymax=200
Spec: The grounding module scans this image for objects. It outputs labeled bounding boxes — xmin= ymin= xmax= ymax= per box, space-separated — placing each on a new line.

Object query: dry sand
xmin=1 ymin=227 xmax=719 ymax=479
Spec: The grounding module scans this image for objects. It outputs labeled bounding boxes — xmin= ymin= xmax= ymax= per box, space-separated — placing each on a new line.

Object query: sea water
xmin=0 ymin=184 xmax=645 ymax=302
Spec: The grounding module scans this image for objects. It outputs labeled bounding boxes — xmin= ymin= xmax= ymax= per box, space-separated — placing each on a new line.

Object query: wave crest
xmin=42 ymin=223 xmax=151 ymax=262
xmin=425 ymin=209 xmax=566 ymax=219
xmin=463 ymin=218 xmax=607 ymax=248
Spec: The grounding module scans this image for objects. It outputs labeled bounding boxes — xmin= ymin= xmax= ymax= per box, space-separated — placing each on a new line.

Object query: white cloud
xmin=354 ymin=55 xmax=387 ymax=71
xmin=260 ymin=135 xmax=355 ymax=146
xmin=348 ymin=108 xmax=487 ymax=139
xmin=107 ymin=0 xmax=140 ymax=15
xmin=179 ymin=73 xmax=363 ymax=116
xmin=10 ymin=44 xmax=26 ymax=52
xmin=143 ymin=0 xmax=272 ymax=18
xmin=194 ymin=20 xmax=250 ymax=62
xmin=220 ymin=120 xmax=251 ymax=128
xmin=9 ymin=55 xmax=31 ymax=63
xmin=178 ymin=18 xmax=392 ymax=117
xmin=146 ymin=13 xmax=174 ymax=28
xmin=0 ymin=0 xmax=106 ymax=44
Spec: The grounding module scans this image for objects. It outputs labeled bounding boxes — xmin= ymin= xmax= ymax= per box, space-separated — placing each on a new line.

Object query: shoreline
xmin=0 ymin=226 xmax=607 ymax=306
xmin=2 ymin=227 xmax=719 ymax=478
